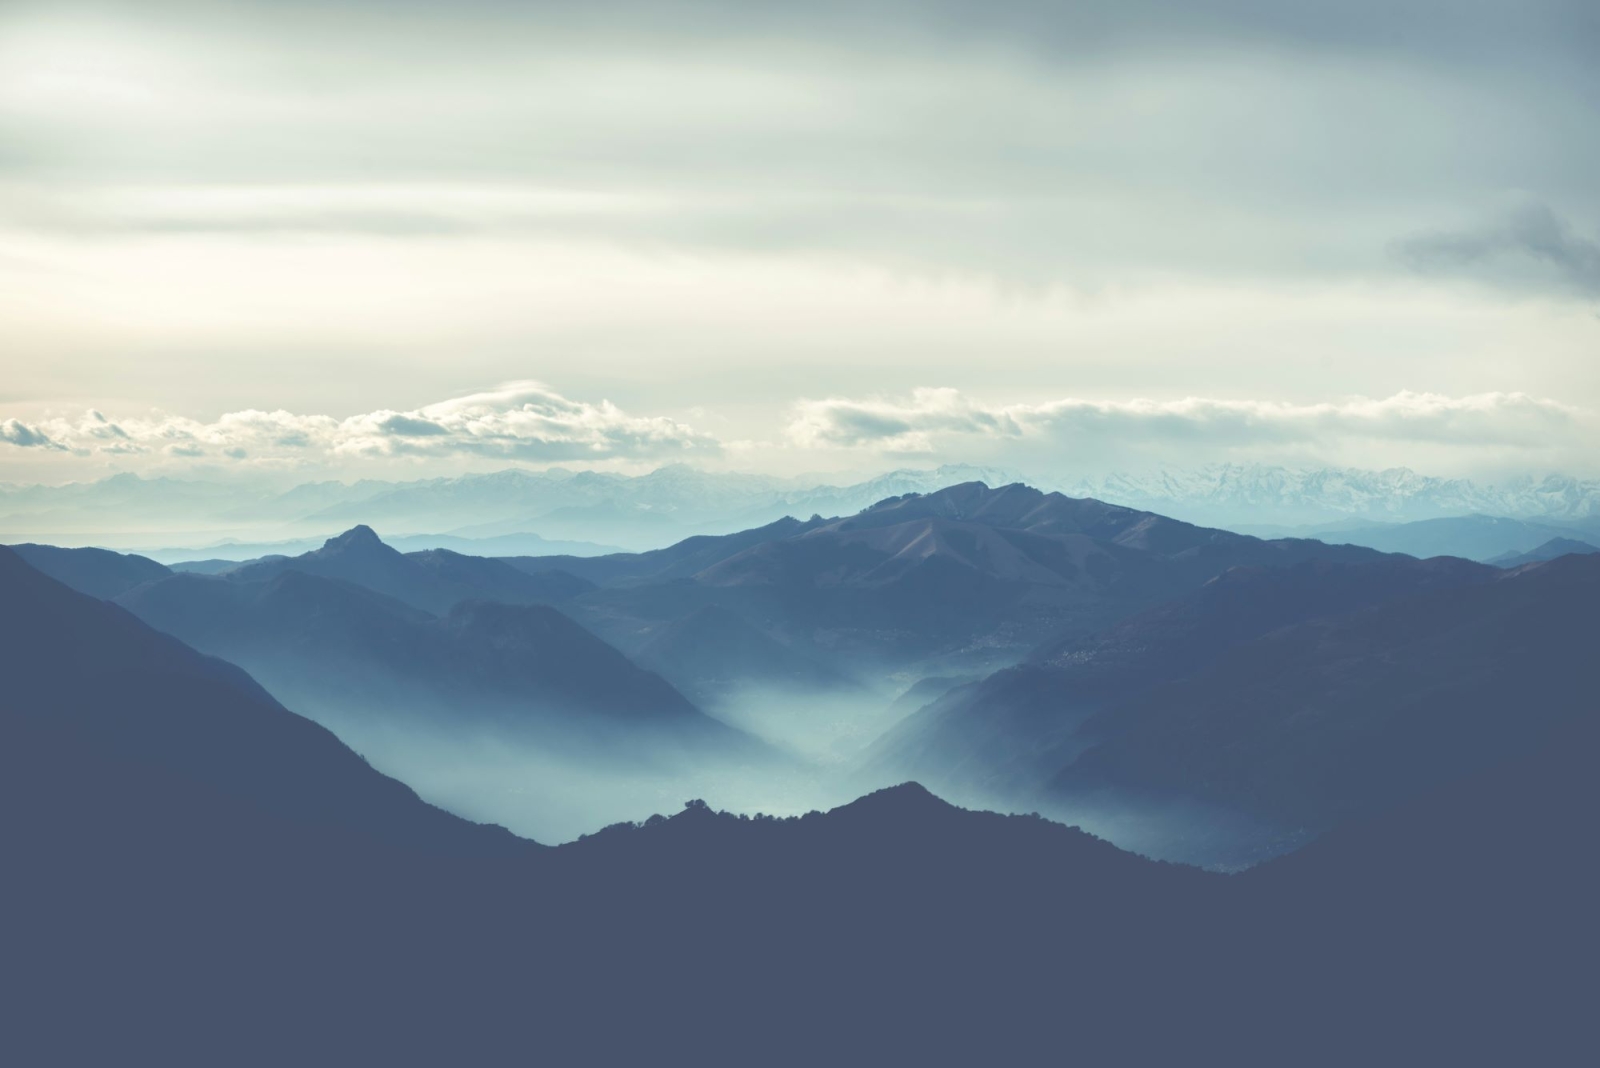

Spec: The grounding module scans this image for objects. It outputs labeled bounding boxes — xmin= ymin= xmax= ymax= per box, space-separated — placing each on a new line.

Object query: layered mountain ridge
xmin=25 ymin=530 xmax=755 ymax=765
xmin=3 ymin=538 xmax=1592 ymax=1064
xmin=512 ymin=481 xmax=1396 ymax=692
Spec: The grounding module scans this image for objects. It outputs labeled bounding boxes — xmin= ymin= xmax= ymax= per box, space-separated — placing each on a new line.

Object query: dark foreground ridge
xmin=2 ymin=546 xmax=1593 ymax=1066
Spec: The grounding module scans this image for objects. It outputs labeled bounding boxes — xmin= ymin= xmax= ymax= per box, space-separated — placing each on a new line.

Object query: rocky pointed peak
xmin=320 ymin=525 xmax=387 ymax=553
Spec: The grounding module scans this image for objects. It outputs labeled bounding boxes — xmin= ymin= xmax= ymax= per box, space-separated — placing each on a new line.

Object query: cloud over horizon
xmin=1 ymin=418 xmax=64 ymax=451
xmin=5 ymin=383 xmax=1589 ymax=483
xmin=789 ymin=388 xmax=1590 ymax=469
xmin=0 ymin=382 xmax=718 ymax=469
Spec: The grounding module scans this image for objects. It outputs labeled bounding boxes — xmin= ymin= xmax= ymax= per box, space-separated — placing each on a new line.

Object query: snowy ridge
xmin=1057 ymin=464 xmax=1600 ymax=525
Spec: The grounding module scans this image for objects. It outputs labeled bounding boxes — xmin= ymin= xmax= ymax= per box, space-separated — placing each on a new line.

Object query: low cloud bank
xmin=4 ymin=384 xmax=1590 ymax=480
xmin=0 ymin=382 xmax=716 ymax=465
xmin=789 ymin=388 xmax=1586 ymax=460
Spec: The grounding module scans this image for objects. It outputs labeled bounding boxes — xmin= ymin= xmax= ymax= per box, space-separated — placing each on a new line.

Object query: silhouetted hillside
xmin=0 ymin=545 xmax=522 ymax=857
xmin=504 ymin=514 xmax=830 ymax=585
xmin=1048 ymin=552 xmax=1600 ymax=829
xmin=116 ymin=567 xmax=753 ymax=758
xmin=1229 ymin=709 xmax=1598 ymax=1064
xmin=6 ymin=637 xmax=1591 ymax=1068
xmin=9 ymin=542 xmax=171 ymax=598
xmin=1488 ymin=536 xmax=1599 ymax=567
xmin=408 ymin=546 xmax=595 ymax=601
xmin=1312 ymin=512 xmax=1577 ymax=561
xmin=7 ymin=493 xmax=1591 ymax=1064
xmin=870 ymin=554 xmax=1494 ymax=798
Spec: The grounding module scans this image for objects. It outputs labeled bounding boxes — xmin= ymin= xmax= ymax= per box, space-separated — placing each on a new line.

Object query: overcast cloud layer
xmin=1 ymin=0 xmax=1596 ymax=485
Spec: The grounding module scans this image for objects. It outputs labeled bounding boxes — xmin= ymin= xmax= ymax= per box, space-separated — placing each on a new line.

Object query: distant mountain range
xmin=1488 ymin=536 xmax=1600 ymax=568
xmin=1066 ymin=463 xmax=1600 ymax=526
xmin=159 ymin=530 xmax=622 ymax=566
xmin=506 ymin=481 xmax=1395 ymax=699
xmin=1299 ymin=513 xmax=1600 ymax=562
xmin=221 ymin=524 xmax=596 ymax=615
xmin=12 ymin=478 xmax=1598 ymax=861
xmin=13 ymin=481 xmax=1404 ymax=725
xmin=0 ymin=463 xmax=1018 ymax=553
xmin=3 ymin=541 xmax=1592 ymax=1065
xmin=11 ymin=481 xmax=1408 ymax=772
xmin=11 ymin=460 xmax=1597 ymax=557
xmin=308 ymin=463 xmax=1024 ymax=549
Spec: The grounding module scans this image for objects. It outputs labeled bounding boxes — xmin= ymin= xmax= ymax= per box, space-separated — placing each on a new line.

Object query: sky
xmin=1 ymin=0 xmax=1597 ymax=486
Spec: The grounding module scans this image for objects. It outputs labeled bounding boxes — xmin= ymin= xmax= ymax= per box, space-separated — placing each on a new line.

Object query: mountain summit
xmin=226 ymin=525 xmax=587 ymax=615
xmin=511 ymin=480 xmax=1396 ymax=690
xmin=318 ymin=524 xmax=387 ymax=553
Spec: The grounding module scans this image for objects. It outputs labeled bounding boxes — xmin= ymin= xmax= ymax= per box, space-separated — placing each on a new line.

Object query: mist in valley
xmin=700 ymin=681 xmax=919 ymax=766
xmin=292 ymin=679 xmax=1297 ymax=869
xmin=302 ymin=682 xmax=923 ymax=845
